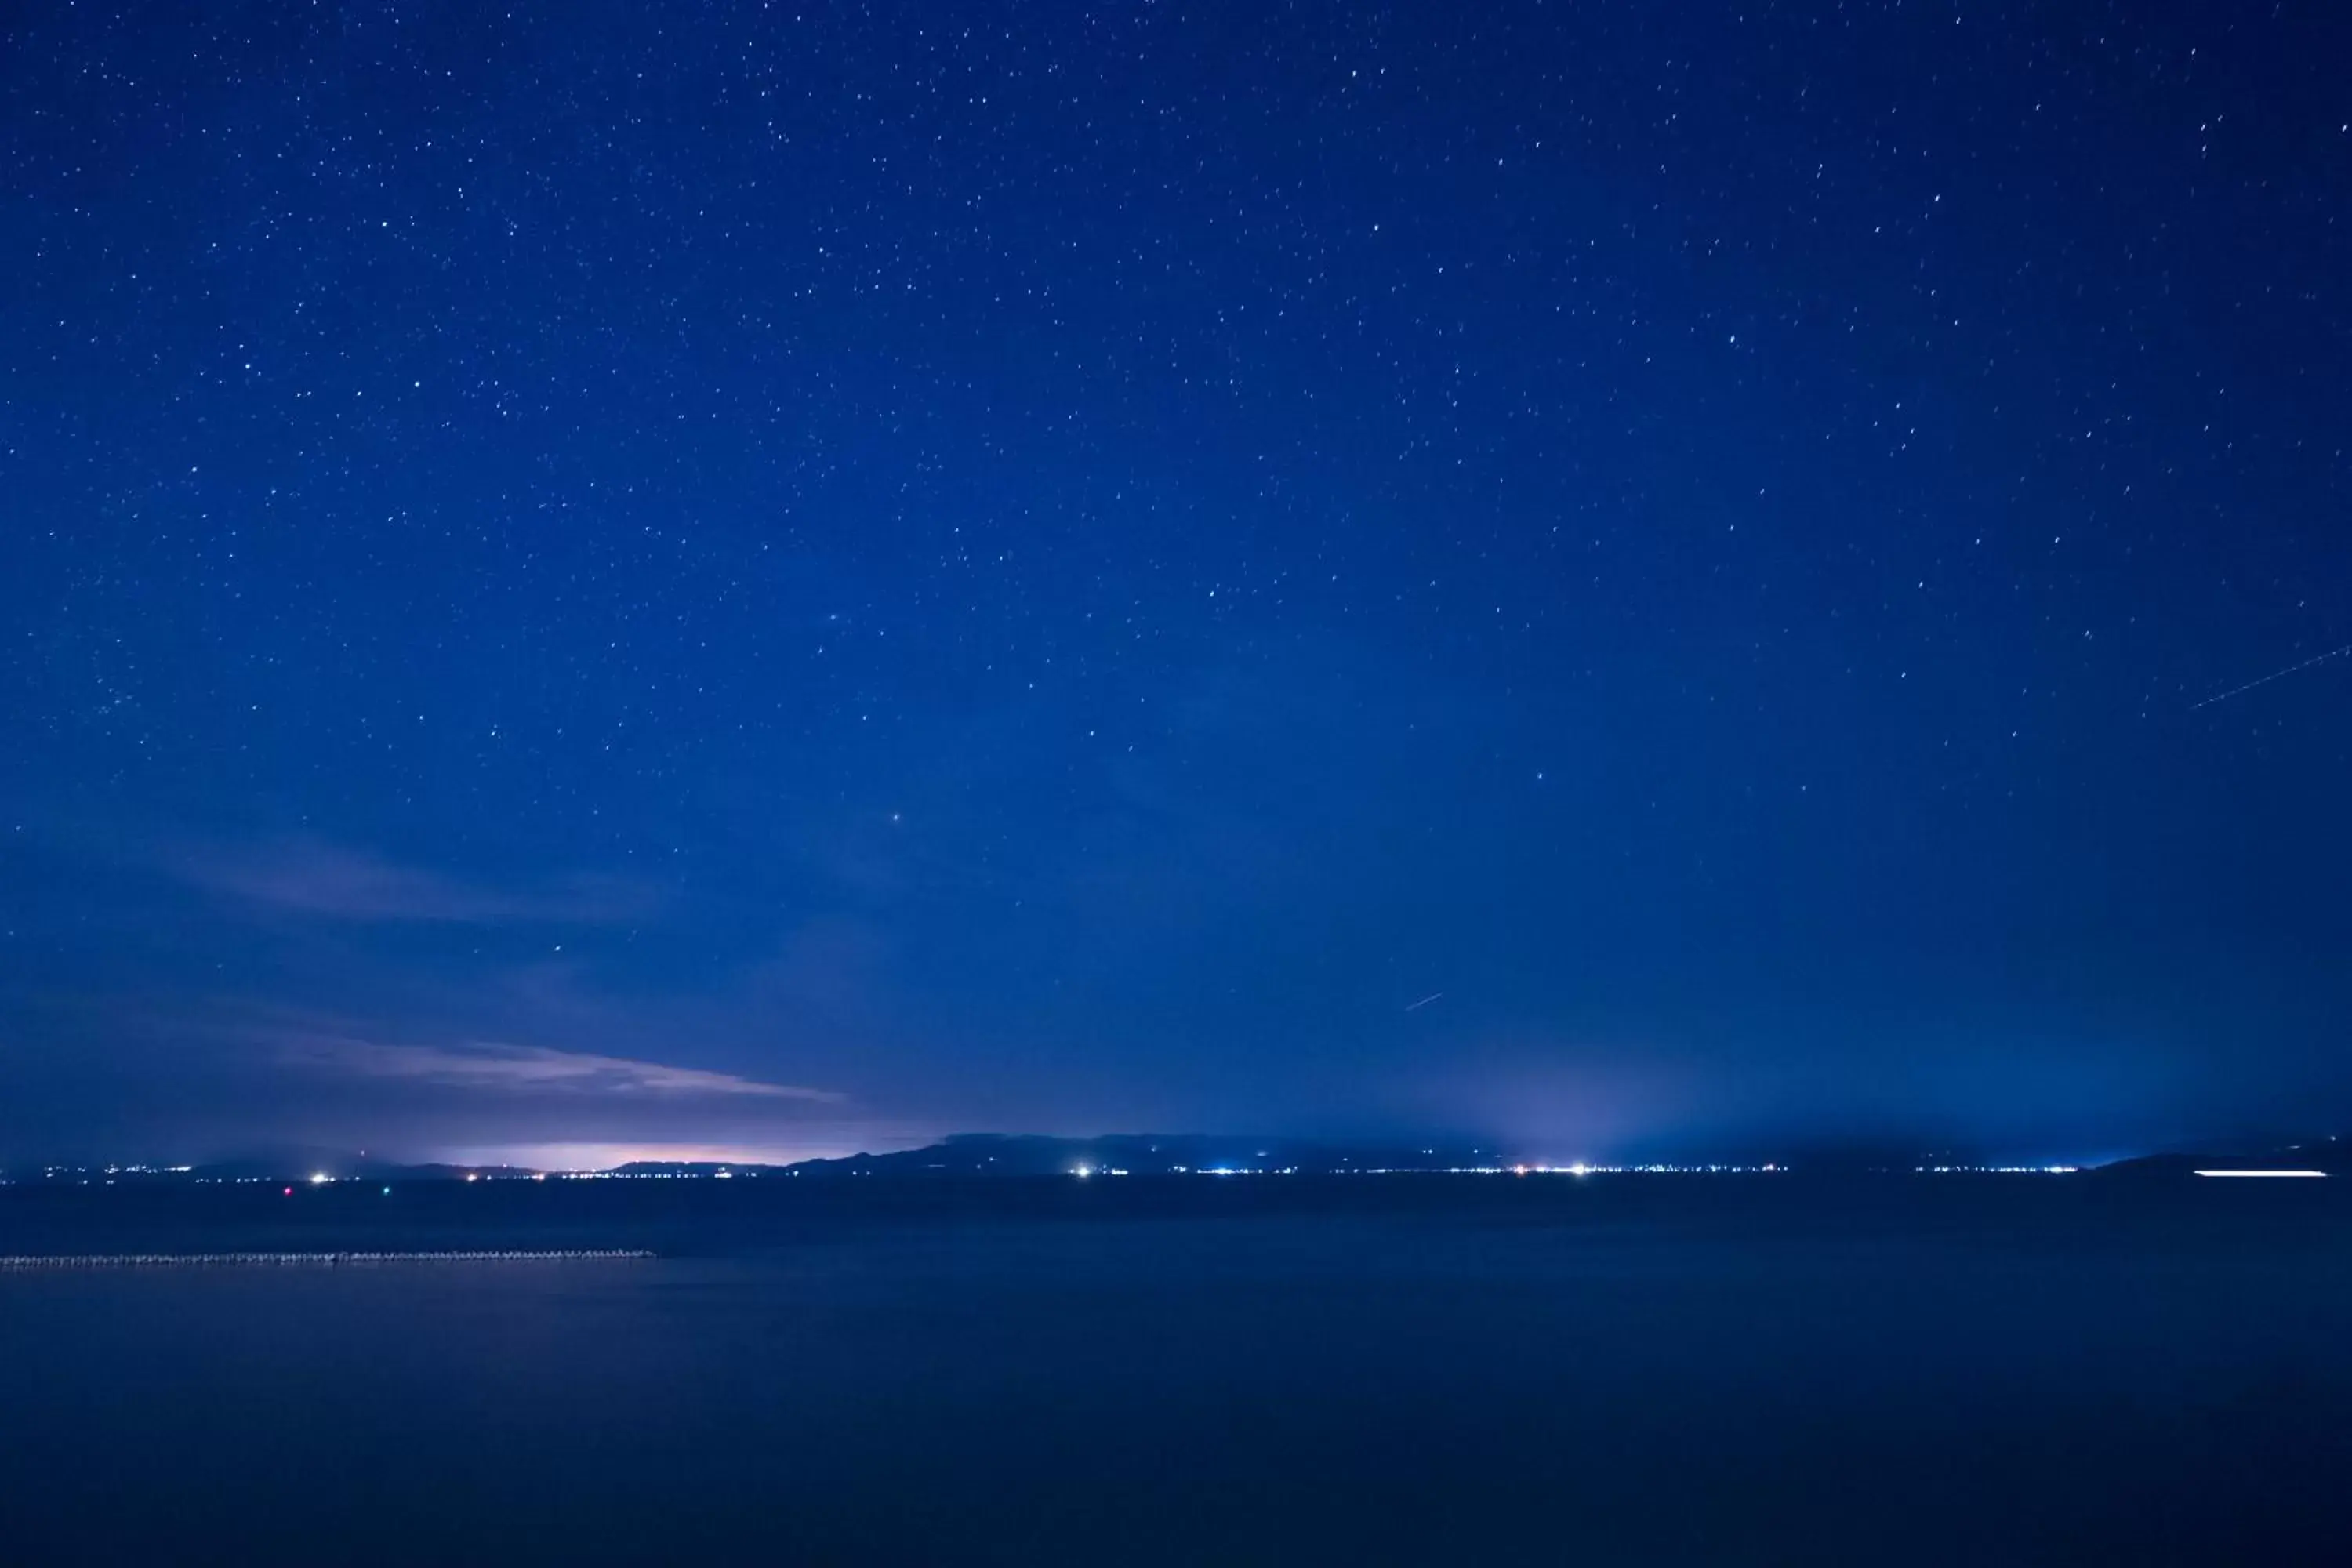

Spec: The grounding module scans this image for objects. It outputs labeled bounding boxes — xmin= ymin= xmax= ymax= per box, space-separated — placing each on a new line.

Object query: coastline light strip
xmin=0 ymin=1250 xmax=655 ymax=1270
xmin=2190 ymin=1170 xmax=2328 ymax=1178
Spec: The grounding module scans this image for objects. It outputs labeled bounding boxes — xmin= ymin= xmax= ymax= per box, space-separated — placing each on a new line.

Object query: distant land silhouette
xmin=6 ymin=1131 xmax=2341 ymax=1184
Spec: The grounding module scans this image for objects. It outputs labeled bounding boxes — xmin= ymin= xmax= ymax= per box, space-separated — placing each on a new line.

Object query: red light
xmin=283 ymin=1186 xmax=292 ymax=1196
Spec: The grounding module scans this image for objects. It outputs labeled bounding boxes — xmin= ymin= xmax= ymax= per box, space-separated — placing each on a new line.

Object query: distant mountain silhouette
xmin=773 ymin=1132 xmax=1521 ymax=1179
xmin=175 ymin=1148 xmax=543 ymax=1181
xmin=13 ymin=1130 xmax=2339 ymax=1183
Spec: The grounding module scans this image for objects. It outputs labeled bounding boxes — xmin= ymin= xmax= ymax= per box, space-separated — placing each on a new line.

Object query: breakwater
xmin=0 ymin=1250 xmax=654 ymax=1269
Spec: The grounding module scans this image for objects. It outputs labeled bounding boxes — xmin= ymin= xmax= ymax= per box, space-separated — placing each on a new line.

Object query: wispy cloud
xmin=174 ymin=837 xmax=655 ymax=925
xmin=437 ymin=1141 xmax=894 ymax=1171
xmin=276 ymin=1032 xmax=844 ymax=1103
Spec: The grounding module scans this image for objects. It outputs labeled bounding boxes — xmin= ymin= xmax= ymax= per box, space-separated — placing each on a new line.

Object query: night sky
xmin=4 ymin=0 xmax=2348 ymax=1167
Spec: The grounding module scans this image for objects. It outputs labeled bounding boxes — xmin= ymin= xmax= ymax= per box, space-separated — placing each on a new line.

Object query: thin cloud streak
xmin=174 ymin=837 xmax=658 ymax=925
xmin=277 ymin=1033 xmax=844 ymax=1103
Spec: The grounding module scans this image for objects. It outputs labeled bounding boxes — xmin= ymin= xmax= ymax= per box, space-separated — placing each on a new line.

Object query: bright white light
xmin=1072 ymin=1165 xmax=1092 ymax=1178
xmin=2193 ymin=1169 xmax=2327 ymax=1178
xmin=1567 ymin=1163 xmax=1591 ymax=1177
xmin=309 ymin=1173 xmax=330 ymax=1185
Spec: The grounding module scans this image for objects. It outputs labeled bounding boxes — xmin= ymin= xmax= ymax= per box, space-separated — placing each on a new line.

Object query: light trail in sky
xmin=2188 ymin=643 xmax=2351 ymax=710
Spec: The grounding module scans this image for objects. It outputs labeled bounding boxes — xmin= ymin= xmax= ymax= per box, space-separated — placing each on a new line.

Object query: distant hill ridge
xmin=7 ymin=1131 xmax=2339 ymax=1183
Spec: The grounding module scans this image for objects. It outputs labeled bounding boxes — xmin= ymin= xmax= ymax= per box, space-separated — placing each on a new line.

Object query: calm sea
xmin=2 ymin=1177 xmax=2347 ymax=1565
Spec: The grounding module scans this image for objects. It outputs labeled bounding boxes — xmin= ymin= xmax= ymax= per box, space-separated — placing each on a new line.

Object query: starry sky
xmin=4 ymin=0 xmax=2349 ymax=1167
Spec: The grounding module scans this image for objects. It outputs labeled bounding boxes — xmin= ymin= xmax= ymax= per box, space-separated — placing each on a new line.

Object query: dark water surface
xmin=2 ymin=1177 xmax=2347 ymax=1566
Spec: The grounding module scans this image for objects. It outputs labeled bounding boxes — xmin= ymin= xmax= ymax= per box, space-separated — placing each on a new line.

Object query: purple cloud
xmin=175 ymin=837 xmax=656 ymax=925
xmin=277 ymin=1031 xmax=844 ymax=1103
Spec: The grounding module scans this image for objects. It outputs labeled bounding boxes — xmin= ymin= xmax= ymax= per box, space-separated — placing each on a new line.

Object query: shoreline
xmin=0 ymin=1250 xmax=655 ymax=1269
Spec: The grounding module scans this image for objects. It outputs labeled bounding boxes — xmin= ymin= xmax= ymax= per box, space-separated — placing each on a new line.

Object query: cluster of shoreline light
xmin=550 ymin=1168 xmax=767 ymax=1179
xmin=13 ymin=1161 xmax=2332 ymax=1187
xmin=10 ymin=1161 xmax=1793 ymax=1185
xmin=1 ymin=1250 xmax=652 ymax=1270
xmin=4 ymin=1164 xmax=197 ymax=1187
xmin=1343 ymin=1163 xmax=1782 ymax=1175
xmin=1080 ymin=1162 xmax=1784 ymax=1178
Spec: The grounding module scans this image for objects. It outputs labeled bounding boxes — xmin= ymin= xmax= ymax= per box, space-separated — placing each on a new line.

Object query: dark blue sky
xmin=4 ymin=0 xmax=2348 ymax=1166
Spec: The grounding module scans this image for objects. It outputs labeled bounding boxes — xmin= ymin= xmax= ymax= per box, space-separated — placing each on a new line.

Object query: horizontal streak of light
xmin=2192 ymin=1169 xmax=2327 ymax=1178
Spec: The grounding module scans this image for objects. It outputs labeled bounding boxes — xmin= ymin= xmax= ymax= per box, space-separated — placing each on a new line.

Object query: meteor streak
xmin=2189 ymin=643 xmax=2351 ymax=711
